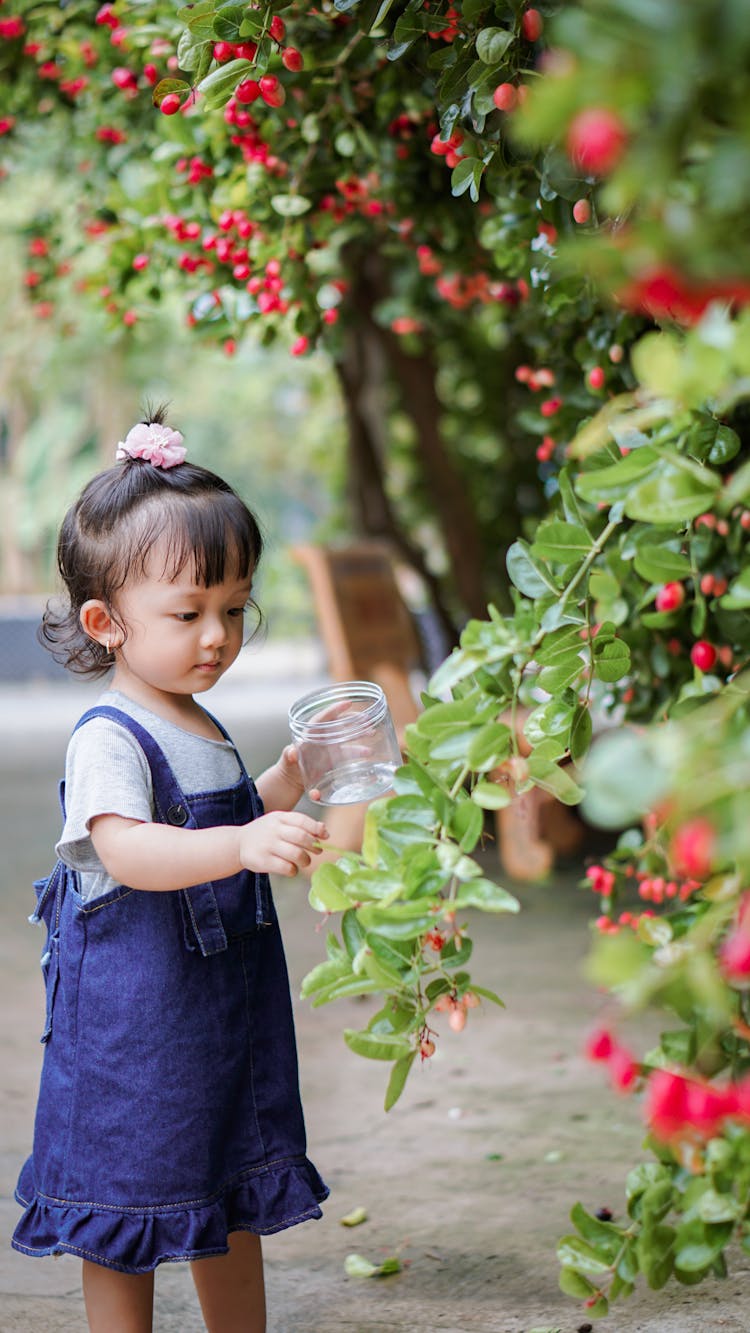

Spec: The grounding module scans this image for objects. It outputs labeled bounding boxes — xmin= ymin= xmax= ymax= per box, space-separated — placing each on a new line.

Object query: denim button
xmin=167 ymin=803 xmax=188 ymax=825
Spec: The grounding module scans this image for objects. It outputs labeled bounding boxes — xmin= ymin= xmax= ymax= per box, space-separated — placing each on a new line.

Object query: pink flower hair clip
xmin=116 ymin=421 xmax=187 ymax=469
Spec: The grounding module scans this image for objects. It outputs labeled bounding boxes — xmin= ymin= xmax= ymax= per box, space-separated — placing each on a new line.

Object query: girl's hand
xmin=275 ymin=744 xmax=307 ymax=798
xmin=239 ymin=810 xmax=328 ymax=877
xmin=257 ymin=745 xmax=321 ymax=808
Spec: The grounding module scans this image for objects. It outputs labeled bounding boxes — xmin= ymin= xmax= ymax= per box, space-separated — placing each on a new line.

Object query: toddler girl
xmin=12 ymin=413 xmax=330 ymax=1333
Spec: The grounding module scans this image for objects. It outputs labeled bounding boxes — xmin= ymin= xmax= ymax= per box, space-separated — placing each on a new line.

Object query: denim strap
xmin=74 ymin=706 xmax=229 ymax=956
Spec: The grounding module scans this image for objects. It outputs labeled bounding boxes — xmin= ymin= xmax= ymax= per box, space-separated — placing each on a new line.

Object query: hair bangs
xmin=126 ymin=494 xmax=261 ymax=589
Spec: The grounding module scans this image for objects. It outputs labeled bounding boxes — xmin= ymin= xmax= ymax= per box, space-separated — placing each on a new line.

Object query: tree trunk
xmin=344 ymin=253 xmax=488 ymax=622
xmin=334 ymin=310 xmax=460 ymax=649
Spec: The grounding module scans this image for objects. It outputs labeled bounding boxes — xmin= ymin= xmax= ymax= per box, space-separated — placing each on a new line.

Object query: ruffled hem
xmin=12 ymin=1155 xmax=329 ymax=1274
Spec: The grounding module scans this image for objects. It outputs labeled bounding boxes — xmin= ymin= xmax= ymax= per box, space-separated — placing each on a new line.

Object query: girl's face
xmin=107 ymin=536 xmax=253 ymax=708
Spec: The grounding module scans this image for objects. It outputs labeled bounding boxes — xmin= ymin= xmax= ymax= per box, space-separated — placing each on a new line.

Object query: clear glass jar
xmin=288 ymin=680 xmax=401 ymax=805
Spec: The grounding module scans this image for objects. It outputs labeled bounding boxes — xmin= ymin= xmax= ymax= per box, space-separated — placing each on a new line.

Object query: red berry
xmin=540 ymin=396 xmax=562 ymax=417
xmin=259 ymin=74 xmax=285 ymax=107
xmin=448 ymin=1004 xmax=467 ymax=1033
xmin=521 ymin=7 xmax=543 ymax=41
xmin=585 ymin=1028 xmax=614 ymax=1062
xmin=690 ymin=639 xmax=717 ymax=671
xmin=0 ymin=16 xmax=26 ymax=38
xmin=573 ymin=198 xmax=591 ymax=224
xmin=587 ymin=365 xmax=605 ymax=390
xmin=670 ymin=817 xmax=716 ymax=880
xmin=269 ymin=15 xmax=286 ymax=41
xmin=492 ymin=82 xmax=517 ymax=112
xmin=160 ymin=92 xmax=181 ymax=115
xmin=235 ymin=78 xmax=260 ymax=104
xmin=281 ymin=46 xmax=303 ymax=72
xmin=111 ymin=66 xmax=137 ymax=90
xmin=213 ymin=41 xmax=235 ymax=62
xmin=566 ymin=107 xmax=627 ymax=176
xmin=420 ymin=1038 xmax=435 ymax=1059
xmin=609 ymin=1048 xmax=637 ymax=1092
xmin=290 ymin=335 xmax=309 ymax=356
xmin=654 ymin=581 xmax=685 ymax=613
xmin=132 ymin=253 xmax=149 ymax=271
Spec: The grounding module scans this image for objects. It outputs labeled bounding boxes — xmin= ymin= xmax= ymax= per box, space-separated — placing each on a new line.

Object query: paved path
xmin=1 ymin=670 xmax=748 ymax=1331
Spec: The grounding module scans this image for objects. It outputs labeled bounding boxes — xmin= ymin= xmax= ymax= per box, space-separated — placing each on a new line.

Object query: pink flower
xmin=116 ymin=422 xmax=186 ymax=468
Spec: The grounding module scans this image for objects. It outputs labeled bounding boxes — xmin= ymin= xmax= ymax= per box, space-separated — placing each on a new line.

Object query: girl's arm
xmin=90 ymin=807 xmax=328 ymax=892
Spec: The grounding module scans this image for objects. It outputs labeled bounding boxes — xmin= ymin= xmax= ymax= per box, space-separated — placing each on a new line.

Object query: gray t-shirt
xmin=57 ymin=690 xmax=242 ymax=901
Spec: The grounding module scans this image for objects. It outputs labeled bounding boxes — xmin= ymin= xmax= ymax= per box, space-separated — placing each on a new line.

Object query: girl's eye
xmin=175 ymin=612 xmax=199 ymax=622
xmin=228 ymin=606 xmax=247 ymax=618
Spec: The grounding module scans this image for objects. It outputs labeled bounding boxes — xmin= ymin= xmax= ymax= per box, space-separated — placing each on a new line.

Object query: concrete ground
xmin=1 ymin=648 xmax=749 ymax=1331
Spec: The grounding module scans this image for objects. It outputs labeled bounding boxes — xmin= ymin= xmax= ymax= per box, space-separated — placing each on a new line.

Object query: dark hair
xmin=41 ymin=410 xmax=264 ymax=677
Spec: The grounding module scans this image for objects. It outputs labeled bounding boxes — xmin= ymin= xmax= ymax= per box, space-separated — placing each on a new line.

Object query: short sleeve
xmin=55 ymin=718 xmax=154 ymax=872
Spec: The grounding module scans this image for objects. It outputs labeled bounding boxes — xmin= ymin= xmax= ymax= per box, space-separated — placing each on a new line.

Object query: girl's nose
xmin=200 ymin=616 xmax=229 ymax=649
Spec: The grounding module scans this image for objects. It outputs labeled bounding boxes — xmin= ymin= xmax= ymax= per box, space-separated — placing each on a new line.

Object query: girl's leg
xmin=190 ymin=1231 xmax=266 ymax=1333
xmin=82 ymin=1259 xmax=154 ymax=1333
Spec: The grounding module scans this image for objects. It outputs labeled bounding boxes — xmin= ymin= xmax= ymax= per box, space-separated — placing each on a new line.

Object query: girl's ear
xmin=80 ymin=599 xmax=119 ymax=648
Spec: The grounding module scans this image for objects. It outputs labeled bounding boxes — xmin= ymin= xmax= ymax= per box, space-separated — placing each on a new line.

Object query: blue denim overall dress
xmin=12 ymin=704 xmax=328 ymax=1273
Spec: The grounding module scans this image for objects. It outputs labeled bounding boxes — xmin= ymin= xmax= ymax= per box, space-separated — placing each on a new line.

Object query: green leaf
xmin=340 ymin=1206 xmax=368 ymax=1226
xmin=308 ymin=863 xmax=354 ymax=913
xmin=556 ymin=1235 xmax=612 ymax=1275
xmin=575 ymin=448 xmax=660 ymax=503
xmin=638 ymin=1222 xmax=675 ymax=1289
xmin=697 ymin=1190 xmax=742 ymax=1224
xmin=721 ymin=567 xmax=750 ymax=609
xmin=451 ymin=156 xmax=484 ymax=203
xmin=343 ymin=1253 xmax=379 ymax=1277
xmin=570 ymin=704 xmax=593 ymax=764
xmin=451 ymin=797 xmax=485 ymax=851
xmin=344 ymin=1250 xmax=402 ymax=1276
xmin=592 ymin=638 xmax=631 ymax=683
xmin=472 ymin=780 xmax=512 ymax=809
xmin=633 ymin=543 xmax=692 ymax=583
xmin=366 ymin=933 xmax=412 ymax=982
xmin=454 ymin=877 xmax=520 ymax=913
xmin=196 ymin=58 xmax=252 ymax=108
xmin=469 ymin=983 xmax=505 ymax=1007
xmin=531 ymin=521 xmax=594 ymax=564
xmin=152 ymin=77 xmax=191 ymax=107
xmin=570 ymin=1203 xmax=623 ymax=1257
xmin=534 ymin=624 xmax=586 ymax=666
xmin=467 ymin=721 xmax=512 ymax=771
xmin=559 ymin=1267 xmax=598 ymax=1299
xmin=300 ymin=956 xmax=351 ymax=997
xmin=475 ymin=25 xmax=513 ymax=62
xmin=506 ymin=539 xmax=561 ymax=596
xmin=344 ymin=1028 xmax=412 ymax=1060
xmin=270 ymin=194 xmax=313 ymax=217
xmin=527 ymin=756 xmax=584 ymax=805
xmin=625 ymin=461 xmax=720 ymax=525
xmin=310 ymin=977 xmax=383 ymax=1007
xmin=384 ymin=1051 xmax=416 ymax=1109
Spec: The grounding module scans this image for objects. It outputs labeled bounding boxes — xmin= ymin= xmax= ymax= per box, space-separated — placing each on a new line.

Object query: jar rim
xmin=288 ymin=680 xmax=388 ymax=739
